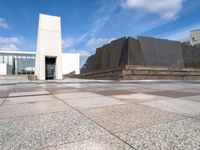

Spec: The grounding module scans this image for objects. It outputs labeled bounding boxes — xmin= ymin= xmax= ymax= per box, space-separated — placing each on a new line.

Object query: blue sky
xmin=0 ymin=0 xmax=200 ymax=65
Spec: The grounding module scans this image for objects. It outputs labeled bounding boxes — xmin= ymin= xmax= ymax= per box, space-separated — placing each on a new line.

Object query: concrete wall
xmin=138 ymin=37 xmax=184 ymax=68
xmin=182 ymin=45 xmax=200 ymax=68
xmin=81 ymin=36 xmax=200 ymax=73
xmin=108 ymin=38 xmax=126 ymax=69
xmin=127 ymin=37 xmax=145 ymax=66
xmin=62 ymin=53 xmax=80 ymax=74
xmin=35 ymin=14 xmax=62 ymax=80
xmin=0 ymin=63 xmax=12 ymax=75
xmin=0 ymin=63 xmax=7 ymax=75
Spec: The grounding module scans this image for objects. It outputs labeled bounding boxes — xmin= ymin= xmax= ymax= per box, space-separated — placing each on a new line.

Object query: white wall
xmin=62 ymin=53 xmax=80 ymax=75
xmin=190 ymin=30 xmax=200 ymax=46
xmin=35 ymin=14 xmax=62 ymax=80
xmin=0 ymin=63 xmax=7 ymax=75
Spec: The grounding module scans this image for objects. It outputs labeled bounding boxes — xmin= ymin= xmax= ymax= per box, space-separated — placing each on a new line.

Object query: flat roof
xmin=190 ymin=29 xmax=200 ymax=32
xmin=0 ymin=50 xmax=36 ymax=55
xmin=0 ymin=50 xmax=80 ymax=55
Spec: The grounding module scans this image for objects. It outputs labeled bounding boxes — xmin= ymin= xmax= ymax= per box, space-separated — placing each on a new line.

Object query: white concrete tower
xmin=35 ymin=14 xmax=63 ymax=80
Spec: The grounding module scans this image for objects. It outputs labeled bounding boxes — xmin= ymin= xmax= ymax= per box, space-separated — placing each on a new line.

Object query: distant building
xmin=0 ymin=14 xmax=80 ymax=79
xmin=190 ymin=29 xmax=200 ymax=47
xmin=0 ymin=50 xmax=80 ymax=77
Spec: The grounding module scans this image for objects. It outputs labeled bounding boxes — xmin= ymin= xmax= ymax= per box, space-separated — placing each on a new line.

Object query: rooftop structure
xmin=190 ymin=29 xmax=200 ymax=47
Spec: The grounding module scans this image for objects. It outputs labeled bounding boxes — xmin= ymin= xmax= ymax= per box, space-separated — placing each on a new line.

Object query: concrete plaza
xmin=0 ymin=79 xmax=200 ymax=150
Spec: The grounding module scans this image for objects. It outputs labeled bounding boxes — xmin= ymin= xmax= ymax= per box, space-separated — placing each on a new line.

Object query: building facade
xmin=0 ymin=14 xmax=80 ymax=79
xmin=0 ymin=51 xmax=35 ymax=75
xmin=0 ymin=51 xmax=80 ymax=76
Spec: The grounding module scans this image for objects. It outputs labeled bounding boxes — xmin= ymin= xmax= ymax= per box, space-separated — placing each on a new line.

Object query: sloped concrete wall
xmin=182 ymin=45 xmax=200 ymax=68
xmin=138 ymin=37 xmax=184 ymax=68
xmin=127 ymin=37 xmax=145 ymax=66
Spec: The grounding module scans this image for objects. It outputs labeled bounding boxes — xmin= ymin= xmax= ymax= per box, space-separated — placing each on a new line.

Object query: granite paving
xmin=81 ymin=104 xmax=184 ymax=132
xmin=117 ymin=118 xmax=200 ymax=150
xmin=142 ymin=99 xmax=200 ymax=116
xmin=43 ymin=135 xmax=134 ymax=150
xmin=0 ymin=79 xmax=200 ymax=150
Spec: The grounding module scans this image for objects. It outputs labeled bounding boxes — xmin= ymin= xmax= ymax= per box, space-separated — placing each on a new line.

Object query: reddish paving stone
xmin=145 ymin=90 xmax=200 ymax=98
xmin=49 ymin=88 xmax=87 ymax=94
xmin=93 ymin=89 xmax=135 ymax=96
xmin=81 ymin=104 xmax=184 ymax=132
xmin=14 ymin=88 xmax=42 ymax=93
xmin=0 ymin=92 xmax=10 ymax=98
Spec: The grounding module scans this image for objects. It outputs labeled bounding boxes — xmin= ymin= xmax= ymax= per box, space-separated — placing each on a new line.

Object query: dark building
xmin=81 ymin=36 xmax=200 ymax=73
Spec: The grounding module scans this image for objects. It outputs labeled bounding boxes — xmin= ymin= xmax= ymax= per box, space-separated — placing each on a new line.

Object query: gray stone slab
xmin=4 ymin=95 xmax=59 ymax=105
xmin=112 ymin=93 xmax=168 ymax=103
xmin=55 ymin=92 xmax=101 ymax=100
xmin=0 ymin=100 xmax=72 ymax=118
xmin=0 ymin=98 xmax=5 ymax=106
xmin=9 ymin=89 xmax=50 ymax=97
xmin=180 ymin=95 xmax=200 ymax=102
xmin=0 ymin=111 xmax=108 ymax=150
xmin=117 ymin=118 xmax=200 ymax=150
xmin=44 ymin=135 xmax=134 ymax=150
xmin=63 ymin=96 xmax=129 ymax=109
xmin=142 ymin=99 xmax=200 ymax=116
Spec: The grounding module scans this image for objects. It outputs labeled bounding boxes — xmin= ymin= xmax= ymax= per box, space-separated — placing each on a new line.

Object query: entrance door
xmin=45 ymin=57 xmax=56 ymax=80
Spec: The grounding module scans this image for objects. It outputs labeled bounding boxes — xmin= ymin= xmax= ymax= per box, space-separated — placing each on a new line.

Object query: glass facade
xmin=0 ymin=51 xmax=35 ymax=75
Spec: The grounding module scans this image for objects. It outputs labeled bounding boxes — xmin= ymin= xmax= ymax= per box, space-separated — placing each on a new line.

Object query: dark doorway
xmin=45 ymin=57 xmax=56 ymax=80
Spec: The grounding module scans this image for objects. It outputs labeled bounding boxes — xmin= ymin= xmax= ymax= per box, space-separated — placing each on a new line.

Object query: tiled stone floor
xmin=0 ymin=79 xmax=200 ymax=150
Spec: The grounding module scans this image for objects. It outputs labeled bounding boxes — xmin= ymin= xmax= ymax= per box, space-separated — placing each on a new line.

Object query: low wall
xmin=78 ymin=65 xmax=200 ymax=80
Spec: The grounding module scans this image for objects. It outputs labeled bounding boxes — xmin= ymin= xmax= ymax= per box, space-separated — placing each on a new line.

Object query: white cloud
xmin=0 ymin=44 xmax=19 ymax=51
xmin=0 ymin=18 xmax=9 ymax=29
xmin=0 ymin=37 xmax=21 ymax=45
xmin=123 ymin=0 xmax=184 ymax=20
xmin=86 ymin=37 xmax=115 ymax=50
xmin=62 ymin=33 xmax=88 ymax=49
xmin=0 ymin=37 xmax=21 ymax=51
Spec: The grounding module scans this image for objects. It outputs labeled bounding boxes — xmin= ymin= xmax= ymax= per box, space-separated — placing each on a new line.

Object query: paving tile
xmin=16 ymin=83 xmax=39 ymax=88
xmin=9 ymin=89 xmax=50 ymax=97
xmin=93 ymin=90 xmax=134 ymax=96
xmin=0 ymin=98 xmax=5 ymax=105
xmin=44 ymin=135 xmax=134 ymax=150
xmin=117 ymin=118 xmax=200 ymax=150
xmin=142 ymin=99 xmax=200 ymax=116
xmin=48 ymin=87 xmax=86 ymax=94
xmin=112 ymin=93 xmax=168 ymax=103
xmin=55 ymin=92 xmax=101 ymax=100
xmin=81 ymin=104 xmax=184 ymax=132
xmin=0 ymin=92 xmax=9 ymax=98
xmin=4 ymin=95 xmax=59 ymax=105
xmin=193 ymin=115 xmax=200 ymax=121
xmin=0 ymin=85 xmax=14 ymax=92
xmin=176 ymin=88 xmax=200 ymax=93
xmin=0 ymin=100 xmax=72 ymax=118
xmin=0 ymin=111 xmax=108 ymax=150
xmin=180 ymin=95 xmax=200 ymax=103
xmin=14 ymin=87 xmax=42 ymax=93
xmin=146 ymin=90 xmax=200 ymax=98
xmin=64 ymin=96 xmax=129 ymax=109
